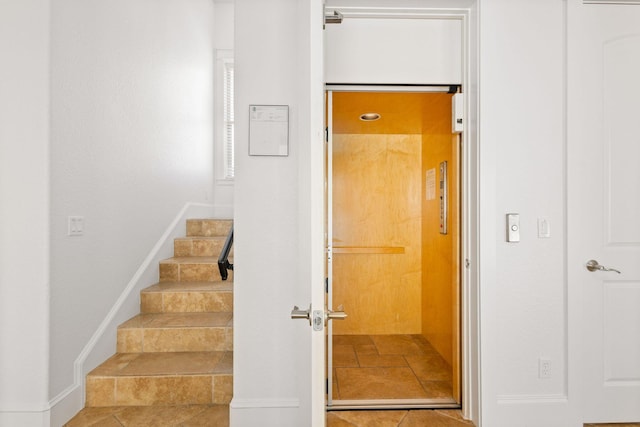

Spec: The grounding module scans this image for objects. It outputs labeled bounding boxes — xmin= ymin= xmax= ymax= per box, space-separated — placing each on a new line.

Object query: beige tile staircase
xmin=65 ymin=219 xmax=233 ymax=426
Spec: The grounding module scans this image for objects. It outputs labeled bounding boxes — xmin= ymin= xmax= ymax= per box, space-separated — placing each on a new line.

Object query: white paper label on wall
xmin=426 ymin=168 xmax=436 ymax=200
xmin=249 ymin=105 xmax=289 ymax=156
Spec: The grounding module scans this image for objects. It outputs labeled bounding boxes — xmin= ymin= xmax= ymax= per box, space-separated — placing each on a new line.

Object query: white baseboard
xmin=49 ymin=384 xmax=82 ymax=427
xmin=489 ymin=394 xmax=580 ymax=427
xmin=0 ymin=410 xmax=50 ymax=427
xmin=230 ymin=398 xmax=302 ymax=427
xmin=230 ymin=398 xmax=300 ymax=409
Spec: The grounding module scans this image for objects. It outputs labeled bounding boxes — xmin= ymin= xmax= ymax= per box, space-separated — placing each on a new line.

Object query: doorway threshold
xmin=328 ymin=399 xmax=460 ymax=411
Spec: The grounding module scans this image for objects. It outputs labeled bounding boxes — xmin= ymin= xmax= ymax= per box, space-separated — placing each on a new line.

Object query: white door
xmin=568 ymin=0 xmax=640 ymax=422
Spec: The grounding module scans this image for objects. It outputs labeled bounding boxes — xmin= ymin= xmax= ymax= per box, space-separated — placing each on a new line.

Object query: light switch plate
xmin=507 ymin=213 xmax=520 ymax=242
xmin=537 ymin=217 xmax=550 ymax=238
xmin=68 ymin=216 xmax=84 ymax=236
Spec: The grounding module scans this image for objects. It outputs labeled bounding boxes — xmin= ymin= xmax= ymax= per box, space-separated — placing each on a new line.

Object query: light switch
xmin=68 ymin=216 xmax=84 ymax=236
xmin=537 ymin=217 xmax=550 ymax=238
xmin=506 ymin=213 xmax=520 ymax=242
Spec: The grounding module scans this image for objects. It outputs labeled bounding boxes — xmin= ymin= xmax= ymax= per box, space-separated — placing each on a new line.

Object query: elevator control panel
xmin=439 ymin=161 xmax=448 ymax=235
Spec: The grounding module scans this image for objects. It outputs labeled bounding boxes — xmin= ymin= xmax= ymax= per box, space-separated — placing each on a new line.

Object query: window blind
xmin=223 ymin=61 xmax=235 ymax=179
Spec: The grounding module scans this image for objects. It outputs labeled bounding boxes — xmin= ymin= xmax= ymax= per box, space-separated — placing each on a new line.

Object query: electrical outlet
xmin=539 ymin=358 xmax=551 ymax=379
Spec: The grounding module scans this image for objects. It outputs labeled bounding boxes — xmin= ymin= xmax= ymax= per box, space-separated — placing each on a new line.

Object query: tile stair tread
xmin=174 ymin=237 xmax=228 ymax=247
xmin=88 ymin=351 xmax=233 ymax=377
xmin=187 ymin=218 xmax=233 ymax=223
xmin=186 ymin=219 xmax=233 ymax=237
xmin=174 ymin=236 xmax=226 ymax=241
xmin=119 ymin=312 xmax=233 ymax=329
xmin=142 ymin=281 xmax=233 ymax=293
xmin=159 ymin=258 xmax=233 ymax=283
xmin=174 ymin=235 xmax=233 ymax=257
xmin=160 ymin=256 xmax=234 ymax=264
xmin=161 ymin=256 xmax=219 ymax=264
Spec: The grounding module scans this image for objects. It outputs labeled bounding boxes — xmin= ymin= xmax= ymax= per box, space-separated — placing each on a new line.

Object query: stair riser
xmin=174 ymin=239 xmax=234 ymax=257
xmin=186 ymin=219 xmax=232 ymax=238
xmin=141 ymin=292 xmax=233 ymax=313
xmin=117 ymin=327 xmax=233 ymax=353
xmin=86 ymin=374 xmax=232 ymax=407
xmin=159 ymin=263 xmax=230 ymax=282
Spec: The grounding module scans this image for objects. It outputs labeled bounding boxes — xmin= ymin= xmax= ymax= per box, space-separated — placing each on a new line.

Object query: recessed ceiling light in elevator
xmin=359 ymin=112 xmax=381 ymax=121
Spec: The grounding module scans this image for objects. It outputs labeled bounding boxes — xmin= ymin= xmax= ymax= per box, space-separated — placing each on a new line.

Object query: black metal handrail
xmin=218 ymin=225 xmax=234 ymax=281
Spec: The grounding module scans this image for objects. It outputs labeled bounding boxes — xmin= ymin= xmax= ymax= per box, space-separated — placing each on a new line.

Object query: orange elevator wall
xmin=331 ymin=91 xmax=459 ymax=355
xmin=332 ymin=132 xmax=423 ymax=335
xmin=421 ymin=93 xmax=459 ymax=367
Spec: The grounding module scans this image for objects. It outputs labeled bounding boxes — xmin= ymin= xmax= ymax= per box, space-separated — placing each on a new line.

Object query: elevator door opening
xmin=327 ymin=90 xmax=461 ymax=409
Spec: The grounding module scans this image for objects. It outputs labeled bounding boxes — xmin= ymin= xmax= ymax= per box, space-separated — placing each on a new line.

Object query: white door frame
xmin=307 ymin=3 xmax=327 ymax=427
xmin=309 ymin=3 xmax=481 ymax=425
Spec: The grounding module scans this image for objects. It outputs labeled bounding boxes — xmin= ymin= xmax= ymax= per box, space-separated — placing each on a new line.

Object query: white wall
xmin=214 ymin=1 xmax=234 ymax=47
xmin=232 ymin=0 xmax=321 ymax=425
xmin=479 ymin=0 xmax=574 ymax=425
xmin=49 ymin=0 xmax=216 ymax=411
xmin=325 ymin=17 xmax=462 ymax=84
xmin=0 ymin=0 xmax=51 ymax=425
xmin=0 ymin=0 xmax=581 ymax=425
xmin=234 ymin=0 xmax=575 ymax=426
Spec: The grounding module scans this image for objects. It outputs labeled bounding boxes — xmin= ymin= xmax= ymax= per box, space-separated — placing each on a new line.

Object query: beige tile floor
xmin=328 ymin=410 xmax=640 ymax=427
xmin=328 ymin=409 xmax=473 ymax=426
xmin=584 ymin=425 xmax=640 ymax=427
xmin=332 ymin=334 xmax=455 ymax=402
xmin=63 ymin=405 xmax=228 ymax=426
xmin=65 ymin=405 xmax=640 ymax=427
